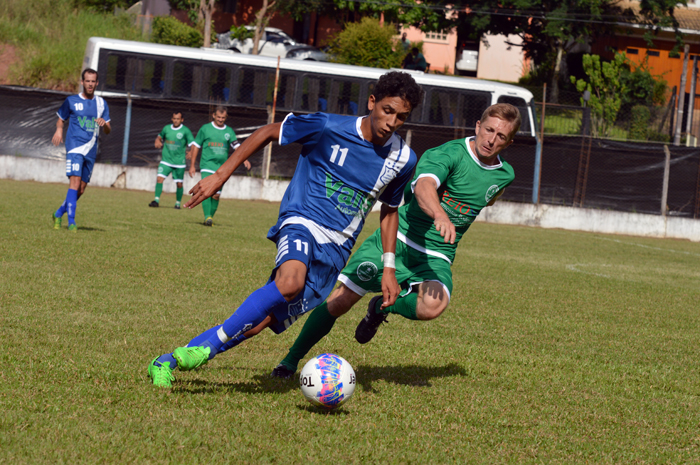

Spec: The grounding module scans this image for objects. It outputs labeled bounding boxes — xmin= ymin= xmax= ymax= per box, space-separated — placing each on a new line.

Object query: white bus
xmin=84 ymin=37 xmax=539 ymax=137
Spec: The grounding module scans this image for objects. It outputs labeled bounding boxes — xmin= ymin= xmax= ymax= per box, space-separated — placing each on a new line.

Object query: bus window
xmin=428 ymin=89 xmax=489 ymax=127
xmin=274 ymin=73 xmax=297 ymax=110
xmin=301 ymin=76 xmax=324 ymax=112
xmin=496 ymin=95 xmax=531 ymax=134
xmin=103 ymin=53 xmax=164 ymax=95
xmin=328 ymin=80 xmax=360 ymax=115
xmin=172 ymin=62 xmax=232 ymax=102
xmin=237 ymin=68 xmax=273 ymax=106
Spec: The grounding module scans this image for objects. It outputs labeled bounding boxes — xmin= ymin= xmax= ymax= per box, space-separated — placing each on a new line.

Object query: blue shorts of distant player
xmin=65 ymin=152 xmax=96 ymax=183
xmin=266 ymin=223 xmax=350 ymax=334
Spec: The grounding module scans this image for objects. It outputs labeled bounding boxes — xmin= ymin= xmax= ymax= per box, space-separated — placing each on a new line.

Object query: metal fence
xmin=1 ymin=85 xmax=699 ymax=218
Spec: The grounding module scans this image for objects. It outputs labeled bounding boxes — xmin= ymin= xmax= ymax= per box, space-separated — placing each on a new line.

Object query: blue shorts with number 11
xmin=266 ymin=223 xmax=349 ymax=334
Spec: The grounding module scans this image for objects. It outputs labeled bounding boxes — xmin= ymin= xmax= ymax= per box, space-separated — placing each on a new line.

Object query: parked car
xmin=455 ymin=49 xmax=478 ymax=75
xmin=216 ymin=27 xmax=329 ymax=61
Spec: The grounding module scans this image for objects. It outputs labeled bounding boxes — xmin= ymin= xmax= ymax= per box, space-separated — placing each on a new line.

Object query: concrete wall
xmin=3 ymin=155 xmax=699 ymax=242
xmin=0 ymin=155 xmax=290 ymax=203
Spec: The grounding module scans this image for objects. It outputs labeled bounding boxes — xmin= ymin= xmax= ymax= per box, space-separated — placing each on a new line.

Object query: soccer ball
xmin=299 ymin=353 xmax=356 ymax=409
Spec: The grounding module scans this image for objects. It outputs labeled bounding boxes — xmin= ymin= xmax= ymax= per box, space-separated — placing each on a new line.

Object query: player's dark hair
xmin=81 ymin=68 xmax=98 ymax=80
xmin=173 ymin=111 xmax=183 ymax=117
xmin=372 ymin=71 xmax=424 ymax=112
xmin=213 ymin=105 xmax=227 ymax=114
xmin=480 ymin=103 xmax=522 ymax=137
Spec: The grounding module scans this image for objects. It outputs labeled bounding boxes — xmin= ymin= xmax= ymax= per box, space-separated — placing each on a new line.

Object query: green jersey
xmin=193 ymin=122 xmax=239 ymax=172
xmin=158 ymin=124 xmax=194 ymax=166
xmin=399 ymin=136 xmax=515 ymax=263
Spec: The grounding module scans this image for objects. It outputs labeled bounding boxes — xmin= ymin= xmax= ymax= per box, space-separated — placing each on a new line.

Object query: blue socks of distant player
xmin=55 ymin=186 xmax=78 ymax=219
xmin=55 ymin=201 xmax=67 ymax=218
xmin=66 ymin=189 xmax=78 ymax=225
xmin=189 ymin=281 xmax=288 ymax=360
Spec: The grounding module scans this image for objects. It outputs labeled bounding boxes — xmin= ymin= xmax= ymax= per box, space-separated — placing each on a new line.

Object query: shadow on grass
xmin=354 ymin=363 xmax=466 ymax=392
xmin=174 ymin=363 xmax=466 ymax=395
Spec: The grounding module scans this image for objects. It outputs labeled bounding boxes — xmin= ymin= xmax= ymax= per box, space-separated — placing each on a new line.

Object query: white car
xmin=455 ymin=49 xmax=478 ymax=74
xmin=216 ymin=27 xmax=329 ymax=61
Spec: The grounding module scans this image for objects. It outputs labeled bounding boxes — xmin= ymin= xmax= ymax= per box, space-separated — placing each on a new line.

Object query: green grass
xmin=0 ymin=0 xmax=146 ymax=90
xmin=2 ymin=179 xmax=700 ymax=463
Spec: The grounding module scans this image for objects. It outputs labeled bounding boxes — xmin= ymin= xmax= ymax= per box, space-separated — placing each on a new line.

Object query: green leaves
xmin=570 ymin=53 xmax=626 ymax=137
xmin=329 ymin=18 xmax=405 ymax=69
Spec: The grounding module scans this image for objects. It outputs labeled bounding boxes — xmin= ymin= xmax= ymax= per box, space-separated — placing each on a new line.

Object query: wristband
xmin=382 ymin=252 xmax=396 ymax=269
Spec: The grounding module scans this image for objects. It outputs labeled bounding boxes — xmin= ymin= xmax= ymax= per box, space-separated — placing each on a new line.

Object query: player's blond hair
xmin=480 ymin=103 xmax=521 ymax=138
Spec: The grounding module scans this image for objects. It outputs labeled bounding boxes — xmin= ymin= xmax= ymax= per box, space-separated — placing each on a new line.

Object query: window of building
xmin=647 ymin=50 xmax=660 ymax=57
xmin=626 ymin=48 xmax=639 ymax=55
xmin=425 ymin=31 xmax=448 ymax=42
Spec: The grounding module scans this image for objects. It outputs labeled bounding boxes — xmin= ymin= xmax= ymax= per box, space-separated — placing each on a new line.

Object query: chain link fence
xmin=2 ymin=82 xmax=699 ymax=218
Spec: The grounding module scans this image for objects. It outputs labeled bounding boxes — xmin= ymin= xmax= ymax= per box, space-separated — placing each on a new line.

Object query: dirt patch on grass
xmin=0 ymin=44 xmax=19 ymax=85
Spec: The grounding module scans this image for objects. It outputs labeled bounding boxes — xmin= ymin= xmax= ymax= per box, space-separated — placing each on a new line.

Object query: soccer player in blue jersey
xmin=147 ymin=71 xmax=424 ymax=387
xmin=51 ymin=68 xmax=111 ymax=232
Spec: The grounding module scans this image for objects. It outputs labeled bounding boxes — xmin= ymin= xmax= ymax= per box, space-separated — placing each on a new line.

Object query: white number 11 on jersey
xmin=330 ymin=145 xmax=349 ymax=166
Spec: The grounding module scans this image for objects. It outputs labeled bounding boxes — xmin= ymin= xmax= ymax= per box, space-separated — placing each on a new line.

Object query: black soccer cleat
xmin=270 ymin=363 xmax=295 ymax=379
xmin=148 ymin=200 xmax=159 ymax=207
xmin=355 ymin=295 xmax=388 ymax=344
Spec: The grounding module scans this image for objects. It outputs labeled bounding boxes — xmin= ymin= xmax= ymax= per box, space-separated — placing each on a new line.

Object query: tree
xmin=329 ymin=17 xmax=405 ymax=68
xmin=404 ymin=0 xmax=686 ymax=102
xmin=570 ymin=53 xmax=626 ymax=138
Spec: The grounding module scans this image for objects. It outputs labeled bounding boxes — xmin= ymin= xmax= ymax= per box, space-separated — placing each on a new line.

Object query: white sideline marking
xmin=596 ymin=237 xmax=700 ymax=258
xmin=566 ymin=264 xmax=612 ymax=278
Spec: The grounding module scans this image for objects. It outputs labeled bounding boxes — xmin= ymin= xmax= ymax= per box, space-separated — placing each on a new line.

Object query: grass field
xmin=2 ymin=179 xmax=700 ymax=463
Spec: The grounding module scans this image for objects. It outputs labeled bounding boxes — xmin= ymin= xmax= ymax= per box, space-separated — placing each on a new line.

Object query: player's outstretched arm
xmin=185 ymin=123 xmax=281 ymax=209
xmin=154 ymin=135 xmax=163 ymax=149
xmin=378 ymin=204 xmax=401 ymax=309
xmin=414 ymin=177 xmax=456 ymax=244
xmin=52 ymin=118 xmax=65 ymax=146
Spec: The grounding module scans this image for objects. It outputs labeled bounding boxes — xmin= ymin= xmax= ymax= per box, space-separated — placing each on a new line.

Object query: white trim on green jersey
xmin=397 ymin=231 xmax=452 ymax=264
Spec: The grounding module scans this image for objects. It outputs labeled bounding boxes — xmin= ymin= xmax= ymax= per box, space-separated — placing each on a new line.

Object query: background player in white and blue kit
xmin=51 ymin=68 xmax=111 ymax=232
xmin=147 ymin=71 xmax=424 ymax=387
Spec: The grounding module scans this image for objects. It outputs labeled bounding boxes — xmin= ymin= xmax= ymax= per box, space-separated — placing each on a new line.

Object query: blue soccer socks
xmin=66 ymin=189 xmax=78 ymax=226
xmin=55 ymin=200 xmax=67 ymax=218
xmin=198 ymin=281 xmax=288 ymax=359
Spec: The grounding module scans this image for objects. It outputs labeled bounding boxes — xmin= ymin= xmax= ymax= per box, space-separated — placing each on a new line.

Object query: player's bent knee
xmin=416 ymin=287 xmax=449 ymax=321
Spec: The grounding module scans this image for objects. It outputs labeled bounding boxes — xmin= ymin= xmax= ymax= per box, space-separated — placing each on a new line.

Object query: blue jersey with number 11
xmin=271 ymin=112 xmax=417 ymax=255
xmin=56 ymin=93 xmax=110 ymax=159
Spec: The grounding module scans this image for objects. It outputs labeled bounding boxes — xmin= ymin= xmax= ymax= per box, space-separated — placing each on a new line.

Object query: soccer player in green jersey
xmin=271 ymin=103 xmax=521 ymax=379
xmin=150 ymin=111 xmax=195 ymax=209
xmin=189 ymin=106 xmax=251 ymax=225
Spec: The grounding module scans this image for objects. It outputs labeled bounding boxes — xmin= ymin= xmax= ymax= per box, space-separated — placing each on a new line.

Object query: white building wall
xmin=477 ymin=34 xmax=528 ymax=83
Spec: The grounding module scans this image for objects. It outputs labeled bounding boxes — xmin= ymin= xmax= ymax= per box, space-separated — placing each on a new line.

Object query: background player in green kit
xmin=189 ymin=106 xmax=250 ymax=225
xmin=150 ymin=111 xmax=194 ymax=209
xmin=271 ymin=103 xmax=521 ymax=378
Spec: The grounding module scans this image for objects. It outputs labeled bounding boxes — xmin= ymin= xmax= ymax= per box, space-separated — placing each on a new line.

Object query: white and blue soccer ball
xmin=300 ymin=353 xmax=356 ymax=409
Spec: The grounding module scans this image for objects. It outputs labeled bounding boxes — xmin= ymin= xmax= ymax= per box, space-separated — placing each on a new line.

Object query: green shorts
xmin=339 ymin=228 xmax=453 ymax=300
xmin=157 ymin=163 xmax=185 ymax=182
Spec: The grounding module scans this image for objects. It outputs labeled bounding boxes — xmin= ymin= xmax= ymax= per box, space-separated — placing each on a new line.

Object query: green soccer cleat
xmin=148 ymin=358 xmax=175 ymax=388
xmin=68 ymin=224 xmax=78 ymax=233
xmin=173 ymin=346 xmax=210 ymax=371
xmin=52 ymin=213 xmax=62 ymax=230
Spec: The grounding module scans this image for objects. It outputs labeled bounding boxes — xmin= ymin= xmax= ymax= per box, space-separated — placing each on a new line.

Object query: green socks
xmin=154 ymin=183 xmax=163 ymax=203
xmin=378 ymin=292 xmax=419 ymax=320
xmin=210 ymin=197 xmax=219 ymax=217
xmin=176 ymin=186 xmax=183 ymax=204
xmin=201 ymin=197 xmax=212 ymax=219
xmin=280 ymin=301 xmax=337 ymax=370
